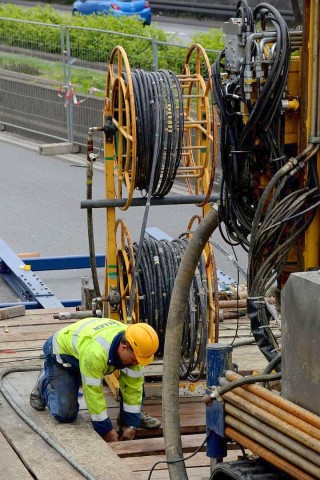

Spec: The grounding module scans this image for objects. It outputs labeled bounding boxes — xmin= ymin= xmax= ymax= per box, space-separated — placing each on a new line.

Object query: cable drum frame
xmin=177 ymin=44 xmax=218 ymax=207
xmin=106 ymin=44 xmax=217 ymax=211
xmin=103 ymin=44 xmax=220 ymax=388
xmin=106 ymin=46 xmax=137 ymax=212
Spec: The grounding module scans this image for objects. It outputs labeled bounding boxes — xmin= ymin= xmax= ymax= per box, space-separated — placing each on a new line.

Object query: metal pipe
xmin=218 ymin=300 xmax=247 ymax=309
xmin=224 ymin=370 xmax=320 ymax=430
xmin=222 ymin=390 xmax=320 ymax=452
xmin=219 ymin=309 xmax=247 ymax=321
xmin=225 ymin=418 xmax=320 ymax=478
xmin=225 ymin=427 xmax=315 ymax=480
xmin=225 ymin=403 xmax=320 ymax=467
xmin=221 ymin=376 xmax=320 ymax=443
xmin=81 ymin=194 xmax=219 ymax=209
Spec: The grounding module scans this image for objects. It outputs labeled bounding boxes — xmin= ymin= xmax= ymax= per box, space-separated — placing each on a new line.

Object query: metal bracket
xmin=0 ymin=239 xmax=64 ymax=309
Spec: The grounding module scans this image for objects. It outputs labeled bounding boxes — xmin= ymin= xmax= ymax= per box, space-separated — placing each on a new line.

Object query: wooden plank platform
xmin=0 ymin=307 xmax=281 ymax=479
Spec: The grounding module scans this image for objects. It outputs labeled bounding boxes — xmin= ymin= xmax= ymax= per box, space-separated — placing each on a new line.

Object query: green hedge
xmin=0 ymin=4 xmax=224 ymax=71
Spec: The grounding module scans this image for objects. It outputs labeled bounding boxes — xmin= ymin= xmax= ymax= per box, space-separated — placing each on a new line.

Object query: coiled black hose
xmin=126 ymin=235 xmax=209 ymax=381
xmin=123 ymin=69 xmax=184 ymax=197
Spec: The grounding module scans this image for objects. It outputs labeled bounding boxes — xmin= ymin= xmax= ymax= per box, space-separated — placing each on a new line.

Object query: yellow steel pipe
xmin=225 ymin=426 xmax=318 ymax=480
xmin=225 ymin=403 xmax=320 ymax=467
xmin=226 ymin=415 xmax=320 ymax=478
xmin=223 ymin=390 xmax=320 ymax=453
xmin=225 ymin=370 xmax=320 ymax=430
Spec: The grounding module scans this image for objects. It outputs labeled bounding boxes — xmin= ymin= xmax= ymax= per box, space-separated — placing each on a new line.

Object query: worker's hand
xmin=103 ymin=428 xmax=119 ymax=443
xmin=120 ymin=427 xmax=136 ymax=441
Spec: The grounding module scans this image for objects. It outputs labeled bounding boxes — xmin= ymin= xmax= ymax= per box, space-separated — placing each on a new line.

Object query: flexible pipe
xmin=215 ymin=372 xmax=282 ymax=395
xmin=225 ymin=403 xmax=320 ymax=467
xmin=0 ymin=366 xmax=98 ymax=480
xmin=162 ymin=206 xmax=220 ymax=480
xmin=225 ymin=427 xmax=314 ymax=480
xmin=263 ymin=353 xmax=282 ymax=374
xmin=224 ymin=370 xmax=320 ymax=429
xmin=86 ymin=151 xmax=102 ymax=300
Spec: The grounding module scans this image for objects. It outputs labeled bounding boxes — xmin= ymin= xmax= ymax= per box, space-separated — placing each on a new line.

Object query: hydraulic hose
xmin=86 ymin=130 xmax=102 ymax=301
xmin=162 ymin=206 xmax=220 ymax=480
xmin=0 ymin=366 xmax=98 ymax=480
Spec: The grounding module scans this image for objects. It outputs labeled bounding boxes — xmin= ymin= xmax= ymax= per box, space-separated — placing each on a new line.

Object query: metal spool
xmin=177 ymin=43 xmax=219 ymax=206
xmin=115 ymin=219 xmax=140 ymax=324
xmin=106 ymin=46 xmax=137 ymax=211
xmin=106 ymin=44 xmax=217 ymax=210
xmin=104 ymin=45 xmax=219 ymax=379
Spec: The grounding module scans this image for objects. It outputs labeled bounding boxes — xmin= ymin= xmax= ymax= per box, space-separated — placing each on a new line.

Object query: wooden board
xmin=0 ymin=307 xmax=281 ymax=480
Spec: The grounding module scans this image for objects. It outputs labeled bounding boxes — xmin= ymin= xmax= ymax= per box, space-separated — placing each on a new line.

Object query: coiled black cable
xmin=127 ymin=236 xmax=209 ymax=381
xmin=123 ymin=69 xmax=184 ymax=197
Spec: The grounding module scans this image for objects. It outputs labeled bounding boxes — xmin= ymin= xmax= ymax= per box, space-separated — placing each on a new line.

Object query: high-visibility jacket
xmin=52 ymin=317 xmax=144 ymax=435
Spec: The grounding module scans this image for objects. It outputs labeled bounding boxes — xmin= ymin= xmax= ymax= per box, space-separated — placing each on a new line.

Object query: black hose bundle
xmin=212 ymin=2 xmax=291 ymax=250
xmin=247 ymin=149 xmax=320 ymax=364
xmin=211 ymin=2 xmax=320 ymax=365
xmin=124 ymin=69 xmax=184 ymax=197
xmin=128 ymin=235 xmax=208 ymax=381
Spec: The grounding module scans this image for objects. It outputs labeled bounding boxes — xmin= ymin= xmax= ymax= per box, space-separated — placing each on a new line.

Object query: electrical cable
xmin=209 ymin=239 xmax=247 ymax=280
xmin=0 ymin=366 xmax=98 ymax=480
xmin=229 ymin=269 xmax=241 ymax=347
xmin=147 ymin=432 xmax=211 ymax=480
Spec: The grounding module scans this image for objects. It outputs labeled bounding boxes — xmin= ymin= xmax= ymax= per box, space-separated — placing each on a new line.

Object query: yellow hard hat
xmin=126 ymin=323 xmax=159 ymax=366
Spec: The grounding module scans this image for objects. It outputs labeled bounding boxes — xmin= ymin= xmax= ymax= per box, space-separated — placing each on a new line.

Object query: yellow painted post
xmin=103 ymin=97 xmax=119 ymax=320
xmin=302 ymin=0 xmax=320 ymax=271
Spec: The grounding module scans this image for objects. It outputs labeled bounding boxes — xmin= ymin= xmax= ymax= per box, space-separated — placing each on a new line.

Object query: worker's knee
xmin=46 ymin=385 xmax=79 ymax=423
xmin=53 ymin=411 xmax=78 ymax=423
xmin=49 ymin=401 xmax=78 ymax=423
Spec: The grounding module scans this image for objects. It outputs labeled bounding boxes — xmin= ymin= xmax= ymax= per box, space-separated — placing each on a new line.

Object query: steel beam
xmin=0 ymin=239 xmax=64 ymax=308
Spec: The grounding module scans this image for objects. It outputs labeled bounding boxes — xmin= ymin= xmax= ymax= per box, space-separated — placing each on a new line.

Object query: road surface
xmin=0 ymin=130 xmax=247 ymax=304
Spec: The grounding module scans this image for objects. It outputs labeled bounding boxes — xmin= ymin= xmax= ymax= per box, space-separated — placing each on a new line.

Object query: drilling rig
xmin=81 ymin=0 xmax=320 ymax=476
xmin=161 ymin=0 xmax=320 ymax=478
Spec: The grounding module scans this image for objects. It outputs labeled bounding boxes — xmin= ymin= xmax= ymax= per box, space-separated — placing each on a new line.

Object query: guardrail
xmin=150 ymin=1 xmax=296 ymax=23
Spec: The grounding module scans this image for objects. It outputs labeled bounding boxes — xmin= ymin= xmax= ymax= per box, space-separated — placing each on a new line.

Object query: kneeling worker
xmin=30 ymin=318 xmax=160 ymax=442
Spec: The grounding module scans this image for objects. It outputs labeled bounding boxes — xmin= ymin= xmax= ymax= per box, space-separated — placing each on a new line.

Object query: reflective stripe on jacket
xmin=54 ymin=318 xmax=144 ymax=431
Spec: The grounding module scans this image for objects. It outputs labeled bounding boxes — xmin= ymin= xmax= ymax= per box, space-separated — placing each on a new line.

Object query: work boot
xmin=139 ymin=411 xmax=161 ymax=429
xmin=30 ymin=371 xmax=46 ymax=411
xmin=117 ymin=410 xmax=161 ymax=429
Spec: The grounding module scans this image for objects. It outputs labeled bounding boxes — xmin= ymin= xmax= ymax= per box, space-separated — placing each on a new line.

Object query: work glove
xmin=120 ymin=426 xmax=136 ymax=441
xmin=103 ymin=428 xmax=119 ymax=443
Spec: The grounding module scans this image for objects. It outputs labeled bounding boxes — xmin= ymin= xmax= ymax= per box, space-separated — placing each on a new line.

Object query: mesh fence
xmin=0 ymin=18 xmax=69 ymax=139
xmin=0 ymin=17 xmax=218 ymax=146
